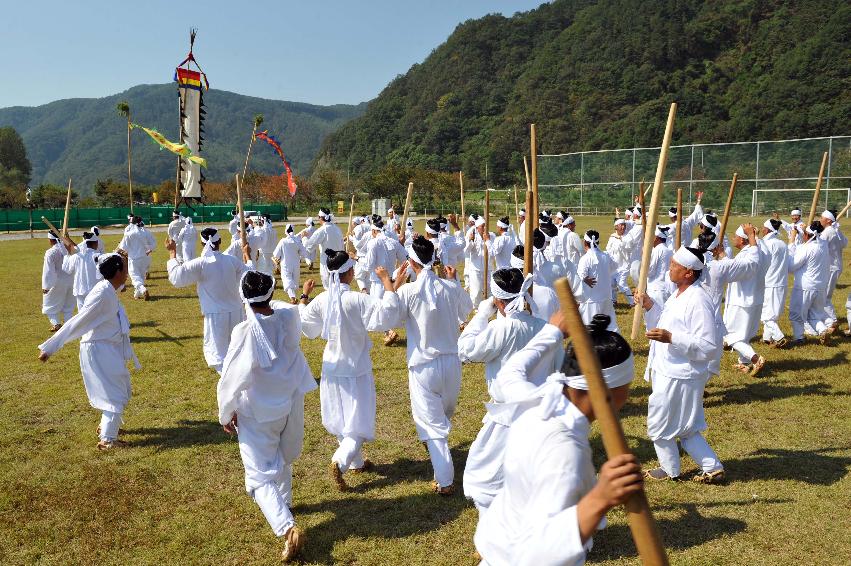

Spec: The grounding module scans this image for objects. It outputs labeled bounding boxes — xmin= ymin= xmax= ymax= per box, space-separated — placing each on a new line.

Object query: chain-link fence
xmin=537 ymin=136 xmax=851 ymax=217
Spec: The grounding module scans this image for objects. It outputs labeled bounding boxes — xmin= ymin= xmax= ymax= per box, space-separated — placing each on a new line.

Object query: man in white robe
xmin=379 ymin=236 xmax=474 ymax=494
xmin=167 ymin=211 xmax=185 ymax=262
xmin=273 ymin=224 xmax=309 ymax=302
xmin=178 ymin=217 xmax=198 ymax=261
xmin=464 ymin=216 xmax=494 ymax=303
xmin=605 ymin=218 xmax=634 ymax=306
xmin=364 ymin=218 xmax=407 ymax=345
xmin=490 ymin=217 xmax=516 ymax=270
xmin=458 ymin=268 xmax=547 ymax=512
xmin=42 ymin=231 xmax=74 ymax=331
xmin=508 ymin=246 xmax=561 ymax=322
xmin=298 ymin=252 xmax=397 ymax=490
xmin=563 ymin=215 xmax=584 ymax=265
xmin=227 ymin=209 xmax=240 ymax=238
xmin=781 ymin=208 xmax=805 ymax=245
xmin=759 ymin=219 xmax=789 ymax=347
xmin=304 ymin=208 xmax=345 ymax=289
xmin=297 ymin=217 xmax=317 ymax=270
xmin=664 ymin=193 xmax=704 ymax=248
xmin=166 ymin=228 xmax=249 ymax=373
xmin=786 ymin=221 xmax=834 ymax=345
xmin=723 ymin=224 xmax=768 ymax=375
xmin=819 ymin=209 xmax=847 ymax=327
xmin=349 ymin=216 xmax=372 ymax=292
xmin=91 ymin=226 xmax=106 ymax=254
xmin=61 ymin=231 xmax=103 ymax=309
xmin=474 ymin=314 xmax=642 ymax=565
xmin=38 ymin=253 xmax=139 ymax=450
xmin=118 ymin=216 xmax=154 ymax=300
xmin=577 ymin=230 xmax=618 ymax=331
xmin=636 ymin=246 xmax=725 ymax=483
xmin=216 ymin=270 xmax=316 ymax=562
xmin=385 ymin=207 xmax=400 ymax=238
xmin=645 ymin=226 xmax=673 ymax=306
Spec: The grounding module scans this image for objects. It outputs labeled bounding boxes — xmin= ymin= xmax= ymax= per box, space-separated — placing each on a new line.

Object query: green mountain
xmin=318 ymin=0 xmax=850 ymax=184
xmin=0 ymin=84 xmax=366 ymax=193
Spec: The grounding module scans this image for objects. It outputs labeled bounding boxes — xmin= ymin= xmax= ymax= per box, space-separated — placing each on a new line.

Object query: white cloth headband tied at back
xmin=822 ymin=210 xmax=836 ymax=222
xmin=322 ymin=257 xmax=356 ymax=340
xmin=672 ymin=245 xmax=704 ymax=270
xmin=200 ymin=230 xmax=221 ymax=257
xmin=490 ymin=272 xmax=534 ymax=314
xmin=791 ymin=209 xmax=802 ymax=216
xmin=583 ymin=233 xmax=599 ymax=246
xmin=475 ymin=217 xmax=486 ymax=227
xmin=735 ymin=225 xmax=747 ymax=239
xmin=565 ymin=215 xmax=575 ymax=224
xmin=496 ymin=220 xmax=509 ymax=229
xmin=763 ymin=219 xmax=779 ymax=234
xmin=425 ymin=224 xmax=440 ymax=235
xmin=563 ymin=353 xmax=635 ymax=392
xmin=614 ymin=219 xmax=626 ymax=226
xmin=238 ymin=271 xmax=278 ymax=369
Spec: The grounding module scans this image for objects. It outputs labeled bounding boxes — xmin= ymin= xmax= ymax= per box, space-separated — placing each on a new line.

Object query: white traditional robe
xmin=167 ymin=218 xmax=185 ymax=261
xmin=665 ymin=204 xmax=704 ymax=248
xmin=464 ymin=230 xmax=495 ymax=303
xmin=273 ymin=235 xmax=309 ymax=298
xmin=62 ymin=246 xmax=102 ymax=309
xmin=821 ymin=223 xmax=847 ymax=323
xmin=379 ymin=269 xmax=473 ymax=487
xmin=118 ymin=225 xmax=154 ymax=298
xmin=605 ymin=232 xmax=633 ymax=304
xmin=474 ymin=396 xmax=597 ymax=566
xmin=304 ymin=222 xmax=345 ymax=288
xmin=299 ymin=284 xmax=397 ymax=469
xmin=350 ymin=222 xmax=372 ymax=291
xmin=365 ymin=232 xmax=405 ymax=299
xmin=787 ymin=237 xmax=831 ymax=339
xmin=42 ymin=242 xmax=74 ymax=322
xmin=458 ymin=311 xmax=548 ymax=510
xmin=167 ymin=251 xmax=248 ymax=372
xmin=646 ymin=243 xmax=673 ymax=306
xmin=490 ymin=231 xmax=516 ymax=270
xmin=576 ymin=247 xmax=618 ymax=331
xmin=178 ymin=221 xmax=198 ymax=261
xmin=216 ymin=302 xmax=316 ymax=537
xmin=758 ymin=233 xmax=789 ymax=341
xmin=39 ymin=280 xmax=139 ymax=439
xmin=299 ymin=224 xmax=317 ymax=266
xmin=723 ymin=244 xmax=768 ymax=361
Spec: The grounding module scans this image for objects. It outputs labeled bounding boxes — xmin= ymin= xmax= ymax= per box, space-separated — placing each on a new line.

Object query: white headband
xmin=704 ymin=235 xmax=720 ymax=251
xmin=200 ymin=230 xmax=221 ymax=257
xmin=305 ymin=218 xmax=315 ymax=226
xmin=614 ymin=219 xmax=626 ymax=226
xmin=496 ymin=220 xmax=509 ymax=229
xmin=583 ymin=232 xmax=599 ymax=246
xmin=565 ymin=216 xmax=575 ymax=224
xmin=411 ymin=245 xmax=435 ymax=269
xmin=672 ymin=246 xmax=704 ymax=270
xmin=238 ymin=271 xmax=278 ymax=369
xmin=822 ymin=210 xmax=836 ymax=222
xmin=97 ymin=252 xmax=122 ymax=266
xmin=791 ymin=209 xmax=802 ymax=216
xmin=763 ymin=219 xmax=779 ymax=234
xmin=654 ymin=226 xmax=668 ymax=239
xmin=735 ymin=225 xmax=747 ymax=239
xmin=806 ymin=225 xmax=818 ymax=236
xmin=556 ymin=212 xmax=565 ymax=220
xmin=475 ymin=217 xmax=486 ymax=227
xmin=286 ymin=223 xmax=295 ymax=234
xmin=509 ymin=254 xmax=524 ymax=270
xmin=490 ymin=272 xmax=534 ymax=314
xmin=83 ymin=233 xmax=99 ymax=243
xmin=563 ymin=353 xmax=635 ymax=391
xmin=518 ymin=210 xmax=526 ymax=217
xmin=668 ymin=209 xmax=678 ymax=218
xmin=47 ymin=231 xmax=60 ymax=240
xmin=425 ymin=224 xmax=440 ymax=235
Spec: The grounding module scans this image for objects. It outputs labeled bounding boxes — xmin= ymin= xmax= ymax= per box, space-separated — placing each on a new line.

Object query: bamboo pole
xmin=631 ymin=102 xmax=677 ymax=340
xmin=483 ymin=189 xmax=491 ymax=299
xmin=236 ymin=174 xmax=247 ymax=249
xmin=554 ymin=278 xmax=669 ymax=566
xmin=400 ymin=182 xmax=414 ymax=243
xmin=126 ymin=115 xmax=133 ymax=214
xmin=241 ymin=120 xmax=262 ymax=182
xmin=346 ymin=193 xmax=356 ymax=254
xmin=459 ymin=171 xmax=466 ymax=224
xmin=835 ymin=198 xmax=851 ymax=220
xmin=174 ymin=88 xmax=186 ymax=210
xmin=41 ymin=216 xmax=62 ymax=236
xmin=717 ymin=174 xmax=739 ymax=250
xmin=523 ymin=155 xmax=532 ymax=192
xmin=62 ymin=179 xmax=72 ymax=238
xmin=806 ymin=152 xmax=829 ymax=227
xmin=513 ymin=184 xmax=520 ymax=218
xmin=523 ymin=188 xmax=534 ymax=276
xmin=674 ymin=188 xmax=683 ymax=248
xmin=530 ymin=124 xmax=540 ymax=229
xmin=638 ymin=180 xmax=646 ymax=225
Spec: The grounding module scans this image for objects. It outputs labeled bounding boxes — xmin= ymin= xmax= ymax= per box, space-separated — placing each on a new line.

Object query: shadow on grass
xmin=763 ymin=350 xmax=848 ymax=375
xmin=722 ymin=447 xmax=851 ymax=485
xmin=127 ymin=419 xmax=230 ymax=450
xmin=131 ymin=329 xmax=201 ymax=346
xmin=346 ymin=443 xmax=471 ymax=494
xmin=590 ymin=502 xmax=748 ymax=561
xmin=131 ymin=320 xmax=160 ymax=328
xmin=704 ymin=379 xmax=849 ymax=408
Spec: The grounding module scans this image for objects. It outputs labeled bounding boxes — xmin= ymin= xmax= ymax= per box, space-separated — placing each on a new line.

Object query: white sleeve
xmin=668 ymin=297 xmax=719 ymax=362
xmin=458 ymin=314 xmax=502 ymax=364
xmin=298 ymin=294 xmax=325 ymax=339
xmin=42 ymin=253 xmax=55 ymax=289
xmin=38 ymin=294 xmax=111 ymax=355
xmin=167 ymin=257 xmax=203 ymax=288
xmin=216 ymin=325 xmax=252 ymax=425
xmin=495 ymin=323 xmax=562 ymax=400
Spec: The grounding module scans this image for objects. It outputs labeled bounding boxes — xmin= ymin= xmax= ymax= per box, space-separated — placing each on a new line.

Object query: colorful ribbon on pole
xmin=130 ymin=123 xmax=207 ymax=167
xmin=255 ymin=130 xmax=297 ymax=196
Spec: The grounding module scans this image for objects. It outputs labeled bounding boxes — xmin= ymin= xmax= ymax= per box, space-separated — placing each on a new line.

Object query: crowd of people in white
xmin=36 ymin=198 xmax=847 ymax=563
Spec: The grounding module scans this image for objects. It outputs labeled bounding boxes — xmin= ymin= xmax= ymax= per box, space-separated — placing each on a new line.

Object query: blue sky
xmin=0 ymin=0 xmax=545 ymax=108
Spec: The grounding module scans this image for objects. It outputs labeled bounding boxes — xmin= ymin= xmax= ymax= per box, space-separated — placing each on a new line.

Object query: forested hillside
xmin=318 ymin=0 xmax=850 ymax=184
xmin=0 ymin=84 xmax=365 ymax=193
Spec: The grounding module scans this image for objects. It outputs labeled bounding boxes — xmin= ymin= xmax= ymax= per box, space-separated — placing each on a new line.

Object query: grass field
xmin=1 ymin=216 xmax=850 ymax=565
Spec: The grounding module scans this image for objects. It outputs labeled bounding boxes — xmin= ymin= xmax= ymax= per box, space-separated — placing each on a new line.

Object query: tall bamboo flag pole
xmin=674 ymin=188 xmax=683 ymax=248
xmin=459 ymin=171 xmax=466 ymax=223
xmin=241 ymin=114 xmax=264 ymax=182
xmin=554 ymin=278 xmax=669 ymax=566
xmin=236 ymin=174 xmax=247 ymax=250
xmin=400 ymin=182 xmax=415 ymax=243
xmin=346 ymin=193 xmax=356 ymax=254
xmin=523 ymin=188 xmax=534 ymax=276
xmin=116 ymin=102 xmax=133 ymax=214
xmin=62 ymin=179 xmax=72 ymax=238
xmin=483 ymin=189 xmax=491 ymax=299
xmin=530 ymin=124 xmax=540 ymax=228
xmin=631 ymin=102 xmax=677 ymax=341
xmin=717 ymin=174 xmax=738 ymax=249
xmin=513 ymin=184 xmax=520 ymax=218
xmin=806 ymin=152 xmax=829 ymax=227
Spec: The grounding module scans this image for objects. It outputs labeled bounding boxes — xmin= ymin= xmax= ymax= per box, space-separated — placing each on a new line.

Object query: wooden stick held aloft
xmin=631 ymin=102 xmax=677 ymax=341
xmin=554 ymin=278 xmax=669 ymax=566
xmin=513 ymin=184 xmax=520 ymax=219
xmin=400 ymin=182 xmax=414 ymax=243
xmin=524 ymin=188 xmax=534 ymax=276
xmin=236 ymin=174 xmax=247 ymax=249
xmin=530 ymin=124 xmax=539 ymax=229
xmin=346 ymin=193 xmax=356 ymax=253
xmin=483 ymin=189 xmax=491 ymax=299
xmin=835 ymin=198 xmax=851 ymax=220
xmin=675 ymin=188 xmax=683 ymax=249
xmin=717 ymin=173 xmax=738 ymax=250
xmin=62 ymin=179 xmax=72 ymax=238
xmin=806 ymin=152 xmax=829 ymax=227
xmin=459 ymin=171 xmax=466 ymax=223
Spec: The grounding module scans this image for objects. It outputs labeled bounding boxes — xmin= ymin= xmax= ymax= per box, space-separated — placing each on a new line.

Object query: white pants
xmin=333 ymin=435 xmax=366 ymax=473
xmin=42 ymin=283 xmax=74 ymax=324
xmin=203 ymin=310 xmax=244 ymax=372
xmin=280 ymin=266 xmax=299 ymax=299
xmin=579 ymin=300 xmax=619 ymax=332
xmin=237 ymin=399 xmax=305 ymax=538
xmin=824 ymin=270 xmax=840 ymax=324
xmin=98 ymin=410 xmax=122 ymax=442
xmin=789 ymin=288 xmax=828 ymax=339
xmin=724 ymin=304 xmax=760 ymax=363
xmin=761 ymin=286 xmax=786 ymax=342
xmin=409 ymin=355 xmax=462 ymax=488
xmin=612 ymin=267 xmax=633 ymax=305
xmin=370 ymin=281 xmax=385 ymax=300
xmin=319 ymin=263 xmax=330 ymax=289
xmin=128 ymin=255 xmax=151 ymax=298
xmin=354 ymin=259 xmax=370 ymax=292
xmin=463 ymin=417 xmax=509 ymax=510
xmin=467 ymin=268 xmax=485 ymax=304
xmin=653 ymin=433 xmax=723 ymax=478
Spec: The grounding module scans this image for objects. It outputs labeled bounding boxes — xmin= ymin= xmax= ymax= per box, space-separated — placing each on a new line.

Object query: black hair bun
xmin=324 ymin=248 xmax=337 ymax=258
xmin=512 ymin=244 xmax=524 ymax=258
xmin=589 ymin=314 xmax=610 ymax=333
xmin=492 ymin=268 xmax=524 ymax=294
